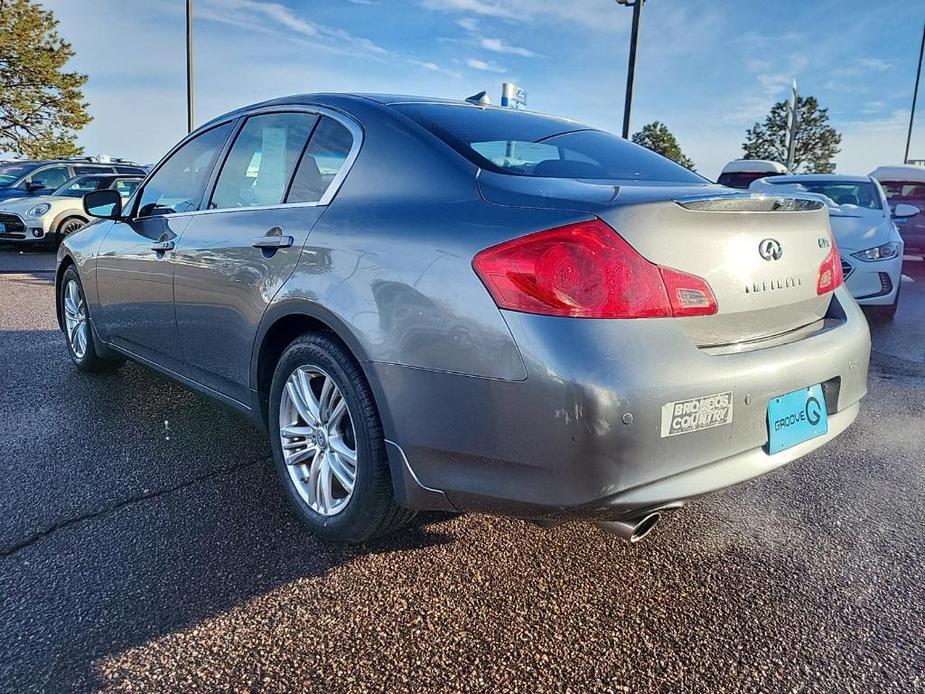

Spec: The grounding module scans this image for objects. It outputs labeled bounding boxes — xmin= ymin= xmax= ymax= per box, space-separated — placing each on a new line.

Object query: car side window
xmin=30 ymin=165 xmax=70 ymax=190
xmin=210 ymin=112 xmax=317 ymax=210
xmin=137 ymin=122 xmax=232 ymax=218
xmin=74 ymin=165 xmax=109 ymax=175
xmin=113 ymin=179 xmax=141 ymax=197
xmin=286 ymin=116 xmax=354 ymax=204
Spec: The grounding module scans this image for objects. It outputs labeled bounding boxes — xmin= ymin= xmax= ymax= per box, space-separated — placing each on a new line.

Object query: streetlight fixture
xmin=615 ymin=0 xmax=644 ymax=139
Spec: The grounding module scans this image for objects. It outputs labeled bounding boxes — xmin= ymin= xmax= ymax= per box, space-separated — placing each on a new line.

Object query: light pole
xmin=186 ymin=0 xmax=195 ymax=134
xmin=905 ymin=23 xmax=925 ymax=164
xmin=616 ymin=0 xmax=644 ymax=139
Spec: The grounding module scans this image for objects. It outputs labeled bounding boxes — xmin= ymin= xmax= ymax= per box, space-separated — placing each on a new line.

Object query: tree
xmin=0 ymin=0 xmax=90 ymax=158
xmin=742 ymin=96 xmax=841 ymax=173
xmin=631 ymin=121 xmax=695 ymax=170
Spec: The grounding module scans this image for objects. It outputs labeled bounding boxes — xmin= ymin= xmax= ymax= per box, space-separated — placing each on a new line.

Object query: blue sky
xmin=39 ymin=0 xmax=925 ymax=178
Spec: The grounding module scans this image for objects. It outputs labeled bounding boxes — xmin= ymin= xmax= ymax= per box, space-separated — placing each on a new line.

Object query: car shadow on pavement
xmin=0 ymin=326 xmax=456 ymax=691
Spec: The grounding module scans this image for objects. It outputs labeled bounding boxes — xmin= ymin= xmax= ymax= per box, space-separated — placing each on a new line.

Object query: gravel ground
xmin=1 ymin=248 xmax=923 ymax=693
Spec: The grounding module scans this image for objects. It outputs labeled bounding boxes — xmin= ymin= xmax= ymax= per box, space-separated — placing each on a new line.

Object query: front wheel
xmin=56 ymin=217 xmax=87 ymax=247
xmin=268 ymin=333 xmax=414 ymax=542
xmin=59 ymin=266 xmax=124 ymax=372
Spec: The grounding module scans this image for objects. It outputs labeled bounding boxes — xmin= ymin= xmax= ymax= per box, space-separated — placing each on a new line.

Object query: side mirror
xmin=893 ymin=203 xmax=920 ymax=218
xmin=83 ymin=189 xmax=123 ymax=219
xmin=26 ymin=180 xmax=46 ymax=192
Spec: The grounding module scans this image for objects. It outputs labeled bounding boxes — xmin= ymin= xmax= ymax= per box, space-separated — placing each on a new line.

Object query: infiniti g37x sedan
xmin=57 ymin=94 xmax=871 ymax=543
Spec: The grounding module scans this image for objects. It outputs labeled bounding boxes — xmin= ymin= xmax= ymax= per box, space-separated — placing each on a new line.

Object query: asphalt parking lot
xmin=1 ymin=247 xmax=923 ymax=693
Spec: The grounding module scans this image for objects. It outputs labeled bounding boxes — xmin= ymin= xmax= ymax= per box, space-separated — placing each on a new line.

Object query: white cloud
xmin=837 ymin=110 xmax=911 ymax=174
xmin=466 ymin=57 xmax=506 ymax=73
xmin=420 ymin=0 xmax=625 ymax=31
xmin=456 ymin=16 xmax=479 ymax=31
xmin=479 ymin=37 xmax=538 ymax=57
xmin=857 ymin=57 xmax=893 ymax=72
xmin=196 ymin=0 xmax=388 ymax=57
xmin=407 ymin=58 xmax=462 ymax=78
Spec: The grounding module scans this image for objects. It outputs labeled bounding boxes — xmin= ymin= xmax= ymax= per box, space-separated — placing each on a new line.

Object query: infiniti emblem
xmin=758 ymin=238 xmax=783 ymax=261
xmin=313 ymin=429 xmax=328 ymax=449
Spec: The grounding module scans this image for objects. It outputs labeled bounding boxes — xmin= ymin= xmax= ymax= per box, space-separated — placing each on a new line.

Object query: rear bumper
xmin=370 ymin=287 xmax=870 ymax=520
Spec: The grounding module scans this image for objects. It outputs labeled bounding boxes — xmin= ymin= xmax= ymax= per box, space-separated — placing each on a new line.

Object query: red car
xmin=870 ymin=165 xmax=925 ymax=256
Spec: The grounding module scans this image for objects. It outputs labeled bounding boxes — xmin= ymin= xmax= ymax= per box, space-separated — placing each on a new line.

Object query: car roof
xmin=766 ymin=174 xmax=874 ymax=184
xmin=870 ymin=165 xmax=925 ymax=182
xmin=720 ymin=159 xmax=788 ymax=174
xmin=200 ymin=92 xmax=588 ymax=129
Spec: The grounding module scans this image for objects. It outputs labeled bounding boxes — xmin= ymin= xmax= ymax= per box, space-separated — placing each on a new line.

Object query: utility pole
xmin=617 ymin=0 xmax=644 ymax=139
xmin=186 ymin=0 xmax=195 ymax=134
xmin=786 ymin=79 xmax=799 ymax=172
xmin=905 ymin=23 xmax=925 ymax=164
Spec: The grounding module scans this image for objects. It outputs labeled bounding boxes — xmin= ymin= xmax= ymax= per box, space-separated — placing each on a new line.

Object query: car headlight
xmin=27 ymin=203 xmax=51 ymax=218
xmin=851 ymin=242 xmax=901 ymax=262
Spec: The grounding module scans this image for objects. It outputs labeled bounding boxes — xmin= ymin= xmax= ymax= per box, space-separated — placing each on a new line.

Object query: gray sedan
xmin=56 ymin=94 xmax=871 ymax=543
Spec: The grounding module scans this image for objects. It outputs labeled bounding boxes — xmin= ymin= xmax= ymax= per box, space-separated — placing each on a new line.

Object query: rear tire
xmin=268 ymin=332 xmax=414 ymax=543
xmin=59 ymin=266 xmax=125 ymax=372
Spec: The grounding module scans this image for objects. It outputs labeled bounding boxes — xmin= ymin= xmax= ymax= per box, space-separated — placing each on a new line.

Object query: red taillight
xmin=472 ymin=219 xmax=717 ymax=319
xmin=816 ymin=238 xmax=844 ymax=295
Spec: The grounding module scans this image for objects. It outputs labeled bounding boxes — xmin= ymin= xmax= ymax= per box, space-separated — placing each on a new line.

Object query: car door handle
xmin=151 ymin=239 xmax=175 ymax=252
xmin=252 ymin=233 xmax=293 ymax=249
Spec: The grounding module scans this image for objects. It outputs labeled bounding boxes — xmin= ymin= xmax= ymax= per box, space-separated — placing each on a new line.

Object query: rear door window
xmin=287 ymin=116 xmax=354 ymax=203
xmin=210 ymin=112 xmax=317 ymax=210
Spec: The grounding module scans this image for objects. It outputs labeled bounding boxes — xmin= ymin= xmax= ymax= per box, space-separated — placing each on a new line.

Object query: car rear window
xmin=394 ymin=103 xmax=704 ymax=183
xmin=718 ymin=171 xmax=782 ymax=189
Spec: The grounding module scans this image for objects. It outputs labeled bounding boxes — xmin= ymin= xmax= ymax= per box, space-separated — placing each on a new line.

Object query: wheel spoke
xmin=77 ymin=326 xmax=88 ymax=356
xmin=327 ymin=450 xmax=356 ymax=492
xmin=329 ymin=435 xmax=357 ymax=466
xmin=297 ymin=369 xmax=322 ymax=425
xmin=286 ymin=444 xmax=318 ymax=466
xmin=316 ymin=454 xmax=334 ymax=513
xmin=281 ymin=423 xmax=314 ymax=439
xmin=285 ymin=379 xmax=314 ymax=425
xmin=63 ymin=296 xmax=78 ymax=319
xmin=327 ymin=394 xmax=347 ymax=431
xmin=318 ymin=375 xmax=334 ymax=422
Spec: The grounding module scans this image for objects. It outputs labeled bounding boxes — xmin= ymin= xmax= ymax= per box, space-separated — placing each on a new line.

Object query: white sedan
xmin=0 ymin=173 xmax=142 ymax=247
xmin=750 ymin=174 xmax=914 ymax=319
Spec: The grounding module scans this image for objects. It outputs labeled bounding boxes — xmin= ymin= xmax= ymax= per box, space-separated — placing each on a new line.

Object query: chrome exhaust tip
xmin=595 ymin=511 xmax=661 ymax=543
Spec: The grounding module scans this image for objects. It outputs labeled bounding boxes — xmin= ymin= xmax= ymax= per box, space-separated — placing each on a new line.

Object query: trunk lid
xmin=478 ymin=173 xmax=835 ymax=346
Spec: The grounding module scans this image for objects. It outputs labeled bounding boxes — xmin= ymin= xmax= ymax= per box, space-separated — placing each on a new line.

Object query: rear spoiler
xmin=675 ymin=194 xmax=826 ymax=213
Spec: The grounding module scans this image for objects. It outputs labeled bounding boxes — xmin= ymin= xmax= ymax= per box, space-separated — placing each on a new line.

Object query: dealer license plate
xmin=767 ymin=384 xmax=828 ymax=454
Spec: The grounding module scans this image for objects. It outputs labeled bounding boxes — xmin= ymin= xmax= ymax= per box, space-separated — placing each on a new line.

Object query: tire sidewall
xmin=268 ymin=335 xmax=384 ymax=542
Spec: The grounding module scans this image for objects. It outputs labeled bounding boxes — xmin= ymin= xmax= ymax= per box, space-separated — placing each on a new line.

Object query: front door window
xmin=137 ymin=122 xmax=233 ymax=217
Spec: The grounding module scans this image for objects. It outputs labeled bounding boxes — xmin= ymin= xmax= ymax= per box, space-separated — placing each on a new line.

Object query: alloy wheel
xmin=60 ymin=219 xmax=86 ymax=237
xmin=278 ymin=365 xmax=358 ymax=516
xmin=63 ymin=279 xmax=89 ymax=359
